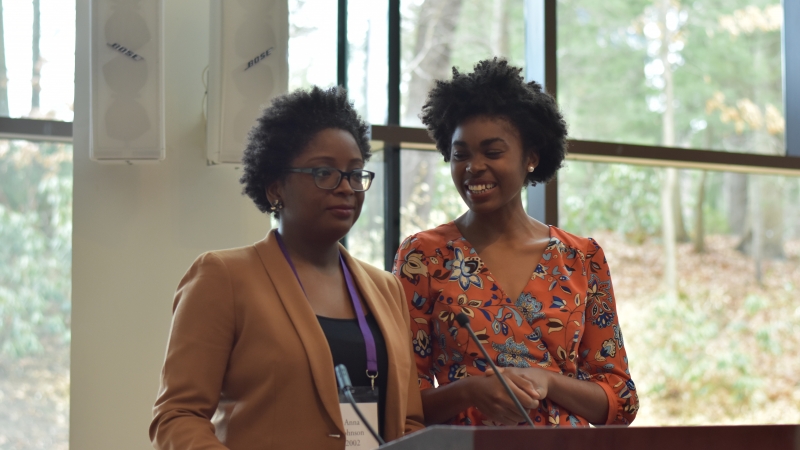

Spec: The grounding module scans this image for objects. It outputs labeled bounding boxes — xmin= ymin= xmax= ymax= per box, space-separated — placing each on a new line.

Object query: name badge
xmin=339 ymin=387 xmax=380 ymax=449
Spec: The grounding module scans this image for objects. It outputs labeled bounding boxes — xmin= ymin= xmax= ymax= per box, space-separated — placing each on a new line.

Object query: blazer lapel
xmin=254 ymin=230 xmax=344 ymax=435
xmin=339 ymin=247 xmax=407 ymax=433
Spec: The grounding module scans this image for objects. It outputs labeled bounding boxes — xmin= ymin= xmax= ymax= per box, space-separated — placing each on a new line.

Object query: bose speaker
xmin=207 ymin=0 xmax=289 ymax=165
xmin=89 ymin=0 xmax=165 ymax=162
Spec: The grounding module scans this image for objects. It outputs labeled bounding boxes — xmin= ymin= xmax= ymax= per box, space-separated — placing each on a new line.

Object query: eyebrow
xmin=302 ymin=156 xmax=364 ymax=165
xmin=452 ymin=137 xmax=508 ymax=147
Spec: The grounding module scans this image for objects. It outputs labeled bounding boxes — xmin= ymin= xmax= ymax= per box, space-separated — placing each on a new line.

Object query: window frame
xmin=0 ymin=117 xmax=72 ymax=142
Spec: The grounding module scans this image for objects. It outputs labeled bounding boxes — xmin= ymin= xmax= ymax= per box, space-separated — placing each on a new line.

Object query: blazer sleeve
xmin=150 ymin=252 xmax=234 ymax=449
xmin=392 ymin=275 xmax=426 ymax=435
xmin=578 ymin=239 xmax=639 ymax=425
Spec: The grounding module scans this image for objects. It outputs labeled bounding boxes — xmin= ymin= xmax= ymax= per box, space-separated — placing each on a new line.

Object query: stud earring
xmin=528 ymin=165 xmax=535 ymax=173
xmin=268 ymin=200 xmax=284 ymax=212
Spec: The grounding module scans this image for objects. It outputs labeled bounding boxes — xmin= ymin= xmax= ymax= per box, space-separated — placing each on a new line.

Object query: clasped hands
xmin=469 ymin=366 xmax=552 ymax=426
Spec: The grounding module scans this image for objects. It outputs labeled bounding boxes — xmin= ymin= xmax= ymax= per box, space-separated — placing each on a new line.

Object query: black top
xmin=317 ymin=313 xmax=389 ymax=437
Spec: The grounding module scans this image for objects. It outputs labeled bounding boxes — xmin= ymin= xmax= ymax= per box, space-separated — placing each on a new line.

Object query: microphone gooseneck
xmin=455 ymin=312 xmax=536 ymax=427
xmin=334 ymin=364 xmax=386 ymax=446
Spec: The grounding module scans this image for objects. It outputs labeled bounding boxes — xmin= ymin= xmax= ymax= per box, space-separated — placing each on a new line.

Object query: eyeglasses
xmin=286 ymin=167 xmax=376 ymax=192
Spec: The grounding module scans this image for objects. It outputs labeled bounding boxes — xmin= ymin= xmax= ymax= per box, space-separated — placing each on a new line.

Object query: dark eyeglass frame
xmin=285 ymin=167 xmax=376 ymax=192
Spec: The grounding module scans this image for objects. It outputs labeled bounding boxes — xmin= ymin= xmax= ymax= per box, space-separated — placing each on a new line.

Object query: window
xmin=348 ymin=149 xmax=386 ymax=269
xmin=559 ymin=161 xmax=800 ymax=424
xmin=0 ymin=139 xmax=72 ymax=448
xmin=557 ymin=1 xmax=785 ymax=155
xmin=288 ymin=0 xmax=338 ymax=91
xmin=399 ymin=0 xmax=525 ymax=127
xmin=1 ymin=0 xmax=75 ymax=121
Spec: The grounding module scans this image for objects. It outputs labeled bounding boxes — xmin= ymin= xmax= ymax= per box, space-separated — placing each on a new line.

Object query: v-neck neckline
xmin=448 ymin=221 xmax=553 ymax=303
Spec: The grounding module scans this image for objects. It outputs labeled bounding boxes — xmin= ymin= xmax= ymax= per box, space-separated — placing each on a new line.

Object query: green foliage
xmin=558 ymin=0 xmax=784 ymax=152
xmin=640 ymin=292 xmax=761 ymax=419
xmin=560 ymin=162 xmax=662 ymax=242
xmin=0 ymin=140 xmax=72 ymax=357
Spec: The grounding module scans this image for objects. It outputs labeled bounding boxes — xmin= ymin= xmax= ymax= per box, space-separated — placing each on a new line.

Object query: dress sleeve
xmin=392 ymin=235 xmax=436 ymax=391
xmin=578 ymin=239 xmax=639 ymax=425
xmin=150 ymin=252 xmax=234 ymax=449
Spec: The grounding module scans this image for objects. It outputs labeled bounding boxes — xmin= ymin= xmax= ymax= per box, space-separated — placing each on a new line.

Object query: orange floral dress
xmin=393 ymin=222 xmax=638 ymax=427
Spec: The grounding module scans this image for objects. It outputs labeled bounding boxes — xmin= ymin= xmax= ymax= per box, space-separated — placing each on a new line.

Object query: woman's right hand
xmin=466 ymin=371 xmax=541 ymax=425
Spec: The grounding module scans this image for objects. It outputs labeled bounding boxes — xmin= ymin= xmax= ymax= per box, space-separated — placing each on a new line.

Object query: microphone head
xmin=334 ymin=364 xmax=353 ymax=391
xmin=455 ymin=312 xmax=471 ymax=328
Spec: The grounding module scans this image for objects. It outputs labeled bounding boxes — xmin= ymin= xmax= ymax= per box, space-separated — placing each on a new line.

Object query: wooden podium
xmin=379 ymin=424 xmax=800 ymax=449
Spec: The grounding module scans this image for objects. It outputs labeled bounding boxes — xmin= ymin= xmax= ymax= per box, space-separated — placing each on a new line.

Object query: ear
xmin=525 ymin=149 xmax=540 ymax=171
xmin=266 ymin=179 xmax=285 ymax=207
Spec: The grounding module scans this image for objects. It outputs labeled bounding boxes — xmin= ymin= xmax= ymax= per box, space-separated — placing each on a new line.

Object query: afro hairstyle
xmin=239 ymin=86 xmax=371 ymax=215
xmin=420 ymin=58 xmax=568 ymax=185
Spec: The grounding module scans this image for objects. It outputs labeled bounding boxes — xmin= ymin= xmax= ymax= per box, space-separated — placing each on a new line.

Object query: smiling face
xmin=267 ymin=128 xmax=366 ymax=243
xmin=450 ymin=115 xmax=537 ymax=215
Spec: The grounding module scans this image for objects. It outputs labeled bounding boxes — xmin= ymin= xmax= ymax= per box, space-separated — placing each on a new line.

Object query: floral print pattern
xmin=393 ymin=222 xmax=639 ymax=427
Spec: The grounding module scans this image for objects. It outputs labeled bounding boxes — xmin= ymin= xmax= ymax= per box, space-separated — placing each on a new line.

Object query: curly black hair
xmin=420 ymin=58 xmax=567 ymax=185
xmin=239 ymin=86 xmax=371 ymax=215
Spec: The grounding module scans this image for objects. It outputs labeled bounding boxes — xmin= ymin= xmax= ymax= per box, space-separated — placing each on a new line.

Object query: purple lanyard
xmin=275 ymin=232 xmax=379 ymax=387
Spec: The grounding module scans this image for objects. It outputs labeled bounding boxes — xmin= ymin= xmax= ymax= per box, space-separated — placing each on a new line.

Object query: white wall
xmin=72 ymin=1 xmax=268 ymax=448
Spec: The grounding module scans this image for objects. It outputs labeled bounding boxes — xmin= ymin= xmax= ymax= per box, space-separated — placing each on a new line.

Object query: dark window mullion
xmin=338 ymin=0 xmax=348 ymax=248
xmin=524 ymin=0 xmax=558 ymax=226
xmin=384 ymin=0 xmax=402 ymax=271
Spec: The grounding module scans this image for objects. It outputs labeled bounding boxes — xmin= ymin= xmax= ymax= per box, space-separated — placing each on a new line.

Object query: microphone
xmin=455 ymin=312 xmax=535 ymax=427
xmin=334 ymin=364 xmax=386 ymax=446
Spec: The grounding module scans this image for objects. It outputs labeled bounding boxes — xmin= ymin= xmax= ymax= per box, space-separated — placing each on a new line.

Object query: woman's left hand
xmin=486 ymin=367 xmax=551 ymax=400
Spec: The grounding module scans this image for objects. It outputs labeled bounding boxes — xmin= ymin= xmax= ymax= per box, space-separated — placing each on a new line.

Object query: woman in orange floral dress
xmin=393 ymin=59 xmax=638 ymax=427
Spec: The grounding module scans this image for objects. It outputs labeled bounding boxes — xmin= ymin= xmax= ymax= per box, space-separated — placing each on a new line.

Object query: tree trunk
xmin=725 ymin=173 xmax=748 ymax=235
xmin=673 ymin=171 xmax=690 ymax=242
xmin=490 ymin=0 xmax=509 ymax=57
xmin=400 ymin=0 xmax=464 ymax=235
xmin=0 ymin=0 xmax=9 ymax=116
xmin=657 ymin=0 xmax=678 ymax=299
xmin=692 ymin=170 xmax=706 ymax=253
xmin=739 ymin=36 xmax=784 ymax=263
xmin=662 ymin=168 xmax=678 ymax=299
xmin=403 ymin=0 xmax=464 ymax=126
xmin=360 ymin=20 xmax=371 ymax=119
xmin=31 ymin=0 xmax=41 ymax=116
xmin=750 ymin=175 xmax=763 ymax=284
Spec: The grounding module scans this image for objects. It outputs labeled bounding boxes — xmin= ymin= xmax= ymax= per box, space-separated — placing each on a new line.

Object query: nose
xmin=466 ymin=160 xmax=486 ymax=174
xmin=332 ymin=173 xmax=356 ymax=194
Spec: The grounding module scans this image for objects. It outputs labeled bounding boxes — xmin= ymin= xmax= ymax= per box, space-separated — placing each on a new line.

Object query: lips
xmin=327 ymin=204 xmax=355 ymax=218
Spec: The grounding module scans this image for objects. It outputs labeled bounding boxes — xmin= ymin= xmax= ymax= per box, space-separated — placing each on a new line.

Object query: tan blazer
xmin=150 ymin=230 xmax=424 ymax=449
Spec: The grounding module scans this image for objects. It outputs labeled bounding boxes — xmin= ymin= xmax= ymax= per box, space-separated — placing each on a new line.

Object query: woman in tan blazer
xmin=150 ymin=87 xmax=424 ymax=449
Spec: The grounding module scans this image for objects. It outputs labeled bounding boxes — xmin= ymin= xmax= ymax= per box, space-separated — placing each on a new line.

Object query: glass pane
xmin=557 ymin=1 xmax=785 ymax=155
xmin=347 ymin=0 xmax=388 ymax=126
xmin=0 ymin=139 xmax=72 ymax=448
xmin=348 ymin=149 xmax=385 ymax=269
xmin=559 ymin=160 xmax=800 ymax=425
xmin=0 ymin=0 xmax=76 ymax=121
xmin=288 ymin=0 xmax=337 ymax=91
xmin=400 ymin=0 xmax=526 ymax=126
xmin=399 ymin=148 xmax=467 ymax=238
